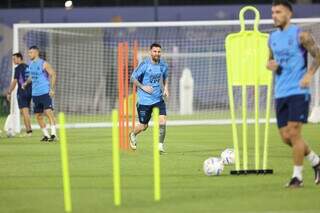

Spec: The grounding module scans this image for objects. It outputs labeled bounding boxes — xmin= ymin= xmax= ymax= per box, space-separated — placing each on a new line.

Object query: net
xmin=11 ymin=19 xmax=320 ymax=129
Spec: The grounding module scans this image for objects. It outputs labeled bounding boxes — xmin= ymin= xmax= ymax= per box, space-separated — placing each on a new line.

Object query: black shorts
xmin=137 ymin=100 xmax=167 ymax=124
xmin=32 ymin=93 xmax=53 ymax=113
xmin=17 ymin=92 xmax=32 ymax=109
xmin=275 ymin=94 xmax=310 ymax=128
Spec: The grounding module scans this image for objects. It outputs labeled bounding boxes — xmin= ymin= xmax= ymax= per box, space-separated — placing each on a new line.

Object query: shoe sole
xmin=129 ymin=141 xmax=136 ymax=150
xmin=130 ymin=145 xmax=136 ymax=151
xmin=129 ymin=133 xmax=137 ymax=151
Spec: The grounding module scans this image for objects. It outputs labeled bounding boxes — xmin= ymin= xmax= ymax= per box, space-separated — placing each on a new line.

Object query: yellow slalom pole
xmin=153 ymin=107 xmax=161 ymax=201
xmin=112 ymin=110 xmax=121 ymax=206
xmin=241 ymin=34 xmax=248 ymax=172
xmin=254 ymin=36 xmax=260 ymax=171
xmin=263 ymin=81 xmax=273 ymax=170
xmin=225 ymin=46 xmax=240 ymax=172
xmin=58 ymin=112 xmax=72 ymax=213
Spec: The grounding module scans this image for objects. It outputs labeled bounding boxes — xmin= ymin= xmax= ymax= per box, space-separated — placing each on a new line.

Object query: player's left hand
xmin=266 ymin=60 xmax=279 ymax=72
xmin=300 ymin=73 xmax=313 ymax=88
xmin=49 ymin=89 xmax=55 ymax=97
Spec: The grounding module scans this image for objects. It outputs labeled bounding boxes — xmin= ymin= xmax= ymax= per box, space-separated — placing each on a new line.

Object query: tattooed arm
xmin=299 ymin=31 xmax=320 ymax=88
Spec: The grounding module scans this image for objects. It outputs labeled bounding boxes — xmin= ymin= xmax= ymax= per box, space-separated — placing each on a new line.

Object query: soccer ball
xmin=6 ymin=128 xmax=15 ymax=138
xmin=220 ymin=148 xmax=235 ymax=165
xmin=203 ymin=157 xmax=224 ymax=176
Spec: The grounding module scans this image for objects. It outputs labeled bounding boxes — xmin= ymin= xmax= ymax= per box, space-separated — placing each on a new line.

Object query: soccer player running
xmin=6 ymin=53 xmax=32 ymax=136
xmin=129 ymin=43 xmax=169 ymax=154
xmin=267 ymin=0 xmax=320 ymax=187
xmin=24 ymin=46 xmax=57 ymax=142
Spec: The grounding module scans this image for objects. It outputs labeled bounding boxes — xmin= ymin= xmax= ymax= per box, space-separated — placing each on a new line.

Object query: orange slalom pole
xmin=120 ymin=43 xmax=125 ymax=150
xmin=117 ymin=43 xmax=121 ymax=149
xmin=124 ymin=42 xmax=129 ymax=150
xmin=132 ymin=40 xmax=139 ymax=131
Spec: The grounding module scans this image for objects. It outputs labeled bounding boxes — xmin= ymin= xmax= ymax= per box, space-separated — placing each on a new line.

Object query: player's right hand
xmin=266 ymin=60 xmax=279 ymax=72
xmin=49 ymin=89 xmax=55 ymax=98
xmin=142 ymin=85 xmax=153 ymax=94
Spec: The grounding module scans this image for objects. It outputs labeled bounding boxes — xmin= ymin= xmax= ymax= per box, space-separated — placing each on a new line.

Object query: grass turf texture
xmin=0 ymin=124 xmax=319 ymax=213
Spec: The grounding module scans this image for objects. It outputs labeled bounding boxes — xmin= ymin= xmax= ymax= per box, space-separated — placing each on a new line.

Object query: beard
xmin=273 ymin=18 xmax=289 ymax=30
xmin=152 ymin=56 xmax=160 ymax=62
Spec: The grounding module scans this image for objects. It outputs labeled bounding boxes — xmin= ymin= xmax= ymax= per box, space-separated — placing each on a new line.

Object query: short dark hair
xmin=12 ymin=52 xmax=23 ymax=60
xmin=272 ymin=0 xmax=293 ymax=12
xmin=29 ymin=45 xmax=40 ymax=51
xmin=150 ymin=43 xmax=161 ymax=49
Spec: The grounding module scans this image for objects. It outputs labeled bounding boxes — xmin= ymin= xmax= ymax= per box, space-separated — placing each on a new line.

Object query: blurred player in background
xmin=6 ymin=52 xmax=32 ymax=136
xmin=24 ymin=46 xmax=57 ymax=142
xmin=130 ymin=43 xmax=169 ymax=154
xmin=267 ymin=0 xmax=320 ymax=187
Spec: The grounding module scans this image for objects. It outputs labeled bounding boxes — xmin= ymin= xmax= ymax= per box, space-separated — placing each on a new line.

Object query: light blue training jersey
xmin=269 ymin=24 xmax=309 ymax=99
xmin=28 ymin=58 xmax=50 ymax=96
xmin=131 ymin=58 xmax=169 ymax=105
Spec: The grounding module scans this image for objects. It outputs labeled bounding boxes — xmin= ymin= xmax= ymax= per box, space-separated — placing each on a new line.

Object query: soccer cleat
xmin=40 ymin=136 xmax=49 ymax=142
xmin=27 ymin=130 xmax=33 ymax=137
xmin=48 ymin=135 xmax=57 ymax=142
xmin=129 ymin=132 xmax=137 ymax=150
xmin=159 ymin=143 xmax=166 ymax=154
xmin=285 ymin=177 xmax=303 ymax=188
xmin=313 ymin=162 xmax=320 ymax=185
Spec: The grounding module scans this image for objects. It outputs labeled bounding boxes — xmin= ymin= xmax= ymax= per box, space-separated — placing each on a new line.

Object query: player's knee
xmin=287 ymin=125 xmax=300 ymax=141
xmin=35 ymin=113 xmax=42 ymax=120
xmin=21 ymin=109 xmax=29 ymax=117
xmin=280 ymin=133 xmax=290 ymax=144
xmin=44 ymin=109 xmax=53 ymax=116
xmin=159 ymin=116 xmax=166 ymax=125
xmin=279 ymin=128 xmax=291 ymax=146
xmin=159 ymin=120 xmax=166 ymax=125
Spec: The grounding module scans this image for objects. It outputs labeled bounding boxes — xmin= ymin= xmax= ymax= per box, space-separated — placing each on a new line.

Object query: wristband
xmin=276 ymin=65 xmax=282 ymax=75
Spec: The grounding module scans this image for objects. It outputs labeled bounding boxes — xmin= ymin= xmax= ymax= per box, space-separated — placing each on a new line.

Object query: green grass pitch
xmin=0 ymin=123 xmax=319 ymax=213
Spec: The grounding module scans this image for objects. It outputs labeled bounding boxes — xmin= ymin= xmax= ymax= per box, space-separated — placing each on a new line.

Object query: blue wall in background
xmin=0 ymin=4 xmax=320 ymax=26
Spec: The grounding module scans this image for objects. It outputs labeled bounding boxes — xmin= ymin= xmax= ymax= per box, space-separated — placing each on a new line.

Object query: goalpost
xmin=10 ymin=18 xmax=320 ymax=130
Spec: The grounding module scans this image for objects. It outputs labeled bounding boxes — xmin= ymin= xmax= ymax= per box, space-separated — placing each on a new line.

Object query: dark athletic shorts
xmin=32 ymin=93 xmax=53 ymax=113
xmin=275 ymin=94 xmax=310 ymax=128
xmin=17 ymin=92 xmax=32 ymax=109
xmin=137 ymin=100 xmax=166 ymax=124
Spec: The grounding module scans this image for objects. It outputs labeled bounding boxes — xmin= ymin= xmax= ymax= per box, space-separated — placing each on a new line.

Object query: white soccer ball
xmin=203 ymin=157 xmax=224 ymax=176
xmin=6 ymin=128 xmax=15 ymax=138
xmin=220 ymin=148 xmax=235 ymax=165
